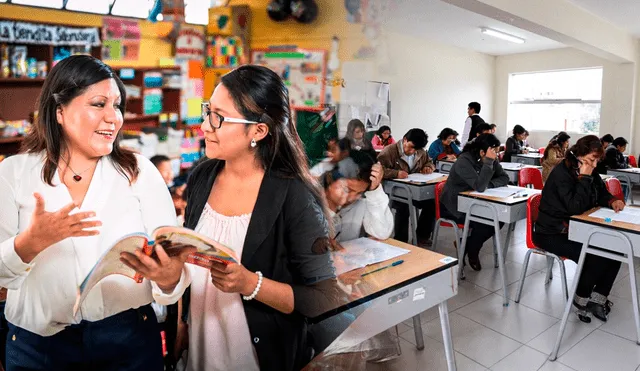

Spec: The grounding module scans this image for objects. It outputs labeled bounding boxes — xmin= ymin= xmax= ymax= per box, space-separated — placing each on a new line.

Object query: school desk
xmin=550 ymin=206 xmax=640 ymax=361
xmin=382 ymin=175 xmax=448 ymax=202
xmin=304 ymin=239 xmax=459 ymax=371
xmin=436 ymin=160 xmax=456 ymax=174
xmin=457 ymin=187 xmax=541 ymax=306
xmin=500 ymin=163 xmax=543 ymax=185
xmin=511 ymin=153 xmax=543 ymax=166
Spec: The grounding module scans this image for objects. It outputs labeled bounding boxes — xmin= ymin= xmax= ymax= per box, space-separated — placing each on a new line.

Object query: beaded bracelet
xmin=242 ymin=271 xmax=263 ymax=301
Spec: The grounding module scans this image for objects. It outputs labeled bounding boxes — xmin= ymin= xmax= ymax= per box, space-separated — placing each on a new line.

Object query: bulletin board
xmin=251 ymin=49 xmax=327 ymax=110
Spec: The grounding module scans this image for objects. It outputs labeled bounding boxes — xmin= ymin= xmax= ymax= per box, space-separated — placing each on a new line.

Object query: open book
xmin=73 ymin=226 xmax=239 ymax=316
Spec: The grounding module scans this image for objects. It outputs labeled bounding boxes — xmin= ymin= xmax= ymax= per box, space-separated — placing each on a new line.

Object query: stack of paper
xmin=588 ymin=207 xmax=640 ymax=225
xmin=500 ymin=162 xmax=525 ymax=170
xmin=470 ymin=186 xmax=521 ymax=198
xmin=394 ymin=173 xmax=446 ymax=183
xmin=331 ymin=238 xmax=410 ymax=276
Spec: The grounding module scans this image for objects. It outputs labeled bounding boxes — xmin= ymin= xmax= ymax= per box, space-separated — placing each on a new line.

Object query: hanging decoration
xmin=267 ymin=0 xmax=292 ymax=22
xmin=291 ymin=0 xmax=319 ymax=24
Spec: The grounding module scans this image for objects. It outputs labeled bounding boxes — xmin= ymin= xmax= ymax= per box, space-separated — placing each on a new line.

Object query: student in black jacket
xmin=502 ymin=125 xmax=528 ymax=162
xmin=600 ymin=134 xmax=614 ymax=150
xmin=534 ymin=135 xmax=625 ymax=323
xmin=440 ymin=134 xmax=509 ymax=271
xmin=605 ymin=137 xmax=630 ymax=170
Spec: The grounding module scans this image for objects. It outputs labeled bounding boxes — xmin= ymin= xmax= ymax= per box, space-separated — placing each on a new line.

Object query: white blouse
xmin=186 ymin=204 xmax=259 ymax=371
xmin=0 ymin=153 xmax=176 ymax=336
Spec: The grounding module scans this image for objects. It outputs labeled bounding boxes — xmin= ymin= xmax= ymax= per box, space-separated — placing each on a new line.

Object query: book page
xmin=394 ymin=173 xmax=446 ymax=183
xmin=588 ymin=207 xmax=640 ymax=225
xmin=74 ymin=234 xmax=147 ymax=316
xmin=331 ymin=238 xmax=409 ymax=276
xmin=152 ymin=226 xmax=240 ymax=268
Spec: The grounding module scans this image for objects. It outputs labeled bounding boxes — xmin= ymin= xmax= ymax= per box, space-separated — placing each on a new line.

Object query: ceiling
xmin=567 ymin=0 xmax=640 ymax=36
xmin=382 ymin=0 xmax=565 ymax=56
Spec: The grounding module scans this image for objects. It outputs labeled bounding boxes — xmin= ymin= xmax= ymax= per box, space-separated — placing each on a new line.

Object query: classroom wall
xmin=494 ymin=47 xmax=636 ymax=150
xmin=0 ymin=3 xmax=179 ymax=68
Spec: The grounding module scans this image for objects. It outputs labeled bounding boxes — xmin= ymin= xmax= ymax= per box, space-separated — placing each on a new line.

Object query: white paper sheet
xmin=331 ymin=238 xmax=410 ymax=276
xmin=588 ymin=207 xmax=640 ymax=225
xmin=500 ymin=162 xmax=525 ymax=170
xmin=393 ymin=173 xmax=446 ymax=183
xmin=469 ymin=186 xmax=521 ymax=198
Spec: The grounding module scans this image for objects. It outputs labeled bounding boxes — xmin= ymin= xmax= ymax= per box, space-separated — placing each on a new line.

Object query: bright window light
xmin=185 ymin=0 xmax=210 ymax=25
xmin=508 ymin=68 xmax=603 ymax=134
xmin=66 ymin=0 xmax=111 ymax=14
xmin=110 ymin=0 xmax=154 ymax=19
xmin=11 ymin=0 xmax=63 ymax=8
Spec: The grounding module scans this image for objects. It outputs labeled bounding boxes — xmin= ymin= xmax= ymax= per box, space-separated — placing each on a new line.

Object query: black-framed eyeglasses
xmin=201 ymin=102 xmax=258 ymax=129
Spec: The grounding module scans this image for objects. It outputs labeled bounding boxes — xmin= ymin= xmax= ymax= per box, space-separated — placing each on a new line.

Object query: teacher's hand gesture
xmin=14 ymin=193 xmax=101 ymax=264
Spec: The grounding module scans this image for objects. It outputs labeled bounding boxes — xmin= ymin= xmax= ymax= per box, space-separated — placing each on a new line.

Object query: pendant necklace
xmin=60 ymin=157 xmax=96 ymax=182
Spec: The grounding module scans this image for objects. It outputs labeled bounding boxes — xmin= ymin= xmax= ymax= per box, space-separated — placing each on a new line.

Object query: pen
xmin=361 ymin=260 xmax=404 ymax=277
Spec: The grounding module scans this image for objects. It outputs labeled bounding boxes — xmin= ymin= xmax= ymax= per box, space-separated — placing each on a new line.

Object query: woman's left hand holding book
xmin=120 ymin=243 xmax=197 ymax=292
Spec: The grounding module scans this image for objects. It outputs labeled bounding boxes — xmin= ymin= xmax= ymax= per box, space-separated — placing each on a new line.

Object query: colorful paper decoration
xmin=205 ymin=36 xmax=246 ymax=68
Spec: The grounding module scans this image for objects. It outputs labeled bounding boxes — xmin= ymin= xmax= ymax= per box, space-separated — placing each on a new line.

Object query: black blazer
xmin=467 ymin=115 xmax=486 ymax=139
xmin=179 ymin=159 xmax=337 ymax=371
xmin=503 ymin=136 xmax=524 ymax=163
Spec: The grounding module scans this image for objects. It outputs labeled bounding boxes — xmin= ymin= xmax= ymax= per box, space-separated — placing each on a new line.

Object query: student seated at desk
xmin=521 ymin=130 xmax=530 ymax=148
xmin=428 ymin=128 xmax=461 ymax=162
xmin=371 ymin=125 xmax=396 ymax=150
xmin=600 ymin=134 xmax=614 ymax=150
xmin=541 ymin=132 xmax=571 ymax=183
xmin=439 ymin=134 xmax=509 ymax=271
xmin=465 ymin=123 xmax=493 ymax=145
xmin=378 ymin=129 xmax=436 ymax=246
xmin=489 ymin=123 xmax=497 ymax=135
xmin=534 ymin=135 xmax=624 ymax=323
xmin=503 ymin=125 xmax=529 ymax=162
xmin=310 ymin=137 xmax=351 ymax=177
xmin=604 ymin=137 xmax=630 ymax=170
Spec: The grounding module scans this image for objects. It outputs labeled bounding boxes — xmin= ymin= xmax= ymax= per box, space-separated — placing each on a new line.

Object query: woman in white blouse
xmin=0 ymin=55 xmax=189 ymax=370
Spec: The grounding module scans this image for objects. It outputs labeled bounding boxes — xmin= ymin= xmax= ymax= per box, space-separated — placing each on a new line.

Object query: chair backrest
xmin=629 ymin=155 xmax=638 ymax=168
xmin=605 ymin=177 xmax=624 ymax=201
xmin=435 ymin=181 xmax=445 ymax=220
xmin=518 ymin=167 xmax=544 ymax=190
xmin=526 ymin=194 xmax=542 ymax=249
xmin=538 ymin=147 xmax=545 ymax=155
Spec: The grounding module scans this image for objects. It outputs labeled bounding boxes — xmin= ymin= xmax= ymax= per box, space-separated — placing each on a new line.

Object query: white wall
xmin=494 ymin=47 xmax=636 ymax=150
xmin=339 ymin=31 xmax=496 ymax=142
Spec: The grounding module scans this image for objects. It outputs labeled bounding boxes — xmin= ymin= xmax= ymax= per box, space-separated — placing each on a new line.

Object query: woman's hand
xmin=120 ymin=244 xmax=195 ymax=291
xmin=210 ymin=261 xmax=258 ymax=296
xmin=578 ymin=157 xmax=596 ymax=176
xmin=14 ymin=193 xmax=101 ymax=263
xmin=485 ymin=147 xmax=497 ymax=160
xmin=611 ymin=200 xmax=625 ymax=213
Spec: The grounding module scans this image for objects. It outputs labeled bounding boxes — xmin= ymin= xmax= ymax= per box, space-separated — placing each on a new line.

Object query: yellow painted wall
xmin=0 ymin=3 xmax=187 ymax=68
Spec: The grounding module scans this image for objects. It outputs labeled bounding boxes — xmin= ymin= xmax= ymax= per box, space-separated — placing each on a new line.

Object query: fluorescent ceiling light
xmin=480 ymin=27 xmax=526 ymax=44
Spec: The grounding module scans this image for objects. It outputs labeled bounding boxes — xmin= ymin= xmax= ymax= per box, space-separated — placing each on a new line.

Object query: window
xmin=11 ymin=0 xmax=63 ymax=8
xmin=508 ymin=68 xmax=603 ymax=134
xmin=110 ymin=0 xmax=154 ymax=19
xmin=185 ymin=0 xmax=210 ymax=25
xmin=65 ymin=0 xmax=112 ymax=14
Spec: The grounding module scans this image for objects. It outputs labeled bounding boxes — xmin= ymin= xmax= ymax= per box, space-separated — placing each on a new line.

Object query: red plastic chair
xmin=606 ymin=177 xmax=625 ymax=201
xmin=629 ymin=155 xmax=638 ymax=168
xmin=518 ymin=167 xmax=544 ymax=190
xmin=538 ymin=147 xmax=545 ymax=156
xmin=515 ymin=194 xmax=569 ymax=303
xmin=431 ymin=182 xmax=465 ymax=257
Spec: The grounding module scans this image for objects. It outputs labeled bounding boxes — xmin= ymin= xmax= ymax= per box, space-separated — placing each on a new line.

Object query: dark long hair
xmin=565 ymin=135 xmax=604 ymax=170
xmin=462 ymin=134 xmax=501 ymax=160
xmin=219 ymin=65 xmax=329 ymax=218
xmin=542 ymin=132 xmax=570 ymax=162
xmin=22 ymin=55 xmax=138 ymax=185
xmin=376 ymin=125 xmax=392 ymax=145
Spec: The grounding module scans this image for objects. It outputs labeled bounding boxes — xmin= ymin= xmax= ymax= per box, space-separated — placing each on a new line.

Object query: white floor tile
xmin=365 ymin=337 xmax=487 ymax=371
xmin=463 ymin=253 xmax=539 ymax=293
xmin=506 ymin=270 xmax=574 ymax=319
xmin=490 ymin=345 xmax=548 ymax=371
xmin=599 ymin=295 xmax=640 ymax=342
xmin=455 ymin=293 xmax=558 ymax=343
xmin=537 ymin=360 xmax=577 ymax=371
xmin=610 ymin=268 xmax=640 ymax=302
xmin=558 ymin=329 xmax=640 ymax=371
xmin=420 ymin=312 xmax=522 ymax=368
xmin=526 ymin=315 xmax=601 ymax=357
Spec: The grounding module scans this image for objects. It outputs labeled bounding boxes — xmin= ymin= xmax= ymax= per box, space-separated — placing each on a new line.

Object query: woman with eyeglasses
xmin=126 ymin=65 xmax=336 ymax=371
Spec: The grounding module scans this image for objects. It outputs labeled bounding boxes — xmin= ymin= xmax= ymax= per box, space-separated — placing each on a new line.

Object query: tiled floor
xmin=362 ymin=217 xmax=640 ymax=371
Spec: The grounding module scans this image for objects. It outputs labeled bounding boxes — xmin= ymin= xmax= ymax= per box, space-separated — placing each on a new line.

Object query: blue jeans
xmin=6 ymin=305 xmax=163 ymax=371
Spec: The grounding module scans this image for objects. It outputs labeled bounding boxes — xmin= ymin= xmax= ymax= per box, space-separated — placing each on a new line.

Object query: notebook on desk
xmin=393 ymin=173 xmax=446 ymax=183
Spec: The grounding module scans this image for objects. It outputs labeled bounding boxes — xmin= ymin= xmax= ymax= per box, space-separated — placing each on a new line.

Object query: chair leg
xmin=432 ymin=221 xmax=441 ymax=252
xmin=557 ymin=258 xmax=568 ymax=302
xmin=493 ymin=236 xmax=499 ymax=268
xmin=515 ymin=249 xmax=533 ymax=303
xmin=545 ymin=256 xmax=554 ymax=284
